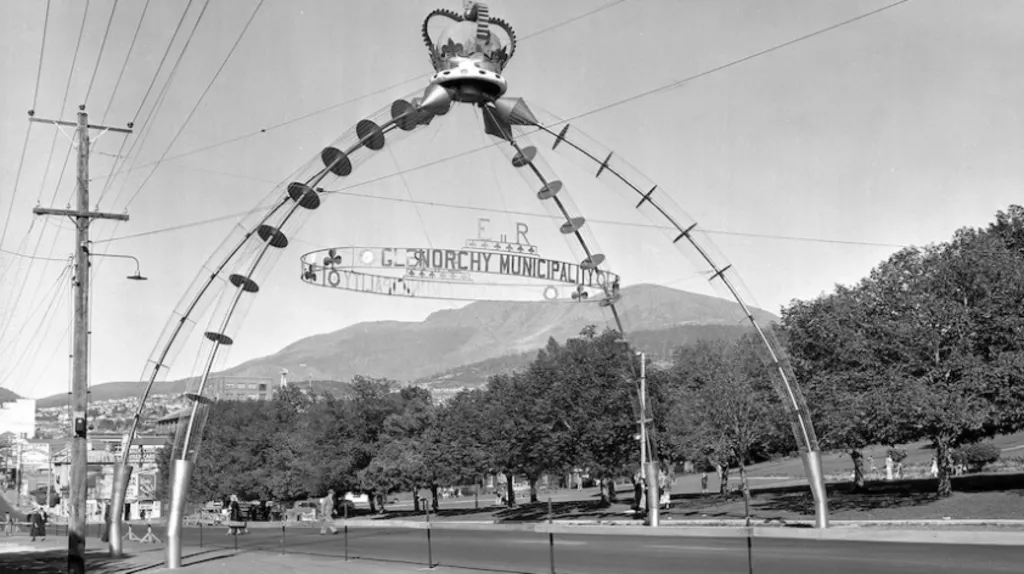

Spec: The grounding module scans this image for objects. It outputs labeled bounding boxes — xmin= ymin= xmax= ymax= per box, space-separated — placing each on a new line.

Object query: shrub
xmin=953 ymin=442 xmax=1001 ymax=473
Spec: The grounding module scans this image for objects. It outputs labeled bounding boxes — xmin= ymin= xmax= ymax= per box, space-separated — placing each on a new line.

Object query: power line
xmin=1 ymin=0 xmax=51 ymax=256
xmin=0 ymin=122 xmax=34 ymax=255
xmin=100 ymin=0 xmax=150 ymax=123
xmin=129 ymin=0 xmax=196 ymax=124
xmin=61 ymin=0 xmax=90 ymax=119
xmin=100 ymin=0 xmax=210 ymax=212
xmin=554 ymin=0 xmax=913 ymax=127
xmin=97 ymin=0 xmax=911 ymax=249
xmin=0 ymin=246 xmax=69 ymax=262
xmin=0 ymin=264 xmax=71 ymax=390
xmin=31 ymin=0 xmax=51 ymax=110
xmin=84 ymin=0 xmax=120 ymax=105
xmin=123 ymin=0 xmax=266 ymax=211
xmin=89 ymin=0 xmax=628 ymax=186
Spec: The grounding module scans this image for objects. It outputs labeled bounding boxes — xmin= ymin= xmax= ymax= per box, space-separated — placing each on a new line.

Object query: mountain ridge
xmin=33 ymin=284 xmax=777 ymax=408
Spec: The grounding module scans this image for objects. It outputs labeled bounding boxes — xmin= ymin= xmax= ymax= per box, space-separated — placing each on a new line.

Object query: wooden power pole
xmin=32 ymin=105 xmax=131 ymax=574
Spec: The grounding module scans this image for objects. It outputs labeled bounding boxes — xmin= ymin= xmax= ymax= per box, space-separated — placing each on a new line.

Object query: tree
xmin=668 ymin=337 xmax=787 ymax=514
xmin=782 ymin=207 xmax=1024 ymax=497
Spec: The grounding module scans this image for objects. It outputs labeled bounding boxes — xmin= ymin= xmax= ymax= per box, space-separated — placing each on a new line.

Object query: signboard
xmin=138 ymin=473 xmax=157 ymax=500
xmin=300 ymin=219 xmax=621 ymax=304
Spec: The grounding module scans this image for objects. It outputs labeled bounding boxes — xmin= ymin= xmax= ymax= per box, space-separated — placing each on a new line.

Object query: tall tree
xmin=782 ymin=208 xmax=1024 ymax=496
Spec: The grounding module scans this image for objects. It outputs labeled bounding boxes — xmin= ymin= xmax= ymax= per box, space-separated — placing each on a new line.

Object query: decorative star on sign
xmin=516 ymin=245 xmax=524 ymax=252
xmin=529 ymin=246 xmax=537 ymax=254
xmin=493 ymin=243 xmax=502 ymax=250
xmin=505 ymin=244 xmax=513 ymax=252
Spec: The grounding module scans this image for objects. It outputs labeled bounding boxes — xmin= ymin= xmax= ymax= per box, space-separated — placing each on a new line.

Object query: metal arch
xmin=534 ymin=121 xmax=817 ymax=450
xmin=174 ymin=104 xmax=435 ymax=463
xmin=479 ymin=105 xmax=625 ymax=333
xmin=507 ymin=112 xmax=827 ymax=527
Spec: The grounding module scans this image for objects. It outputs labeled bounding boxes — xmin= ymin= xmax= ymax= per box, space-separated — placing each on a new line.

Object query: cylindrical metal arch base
xmin=166 ymin=459 xmax=194 ymax=569
xmin=801 ymin=450 xmax=829 ymax=528
xmin=108 ymin=464 xmax=133 ymax=556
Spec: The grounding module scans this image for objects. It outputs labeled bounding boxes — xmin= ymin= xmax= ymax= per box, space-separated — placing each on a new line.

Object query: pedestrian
xmin=700 ymin=472 xmax=709 ymax=495
xmin=319 ymin=489 xmax=338 ymax=535
xmin=30 ymin=508 xmax=46 ymax=542
xmin=4 ymin=511 xmax=13 ymax=537
xmin=930 ymin=457 xmax=938 ymax=478
xmin=226 ymin=494 xmax=243 ymax=536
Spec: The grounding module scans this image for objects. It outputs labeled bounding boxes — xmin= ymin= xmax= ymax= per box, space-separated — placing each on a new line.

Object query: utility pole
xmin=32 ymin=105 xmax=131 ymax=574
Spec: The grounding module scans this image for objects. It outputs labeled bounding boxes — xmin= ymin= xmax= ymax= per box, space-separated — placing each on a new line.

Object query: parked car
xmin=284 ymin=500 xmax=320 ymax=522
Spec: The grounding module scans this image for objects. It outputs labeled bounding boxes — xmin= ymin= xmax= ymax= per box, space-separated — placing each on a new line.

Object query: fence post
xmin=426 ymin=504 xmax=433 ymax=569
xmin=199 ymin=522 xmax=203 ymax=548
xmin=548 ymin=497 xmax=555 ymax=574
xmin=343 ymin=503 xmax=349 ymax=561
xmin=233 ymin=525 xmax=238 ymax=551
xmin=280 ymin=521 xmax=286 ymax=555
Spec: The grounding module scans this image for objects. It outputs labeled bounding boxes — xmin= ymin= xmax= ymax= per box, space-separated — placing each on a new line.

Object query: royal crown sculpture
xmin=422 ymin=1 xmax=517 ymax=102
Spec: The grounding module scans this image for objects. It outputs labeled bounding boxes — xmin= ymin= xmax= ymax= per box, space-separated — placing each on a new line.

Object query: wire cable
xmin=552 ymin=0 xmax=913 ymax=127
xmin=123 ymin=0 xmax=265 ymax=212
xmin=89 ymin=0 xmax=628 ymax=185
xmin=31 ymin=0 xmax=52 ymax=110
xmin=100 ymin=0 xmax=151 ymax=123
xmin=84 ymin=0 xmax=120 ymax=105
xmin=130 ymin=0 xmax=196 ymax=124
xmin=96 ymin=1 xmax=912 ymax=250
xmin=0 ymin=264 xmax=71 ymax=390
xmin=0 ymin=122 xmax=34 ymax=255
xmin=61 ymin=0 xmax=90 ymax=119
xmin=101 ymin=0 xmax=211 ymax=213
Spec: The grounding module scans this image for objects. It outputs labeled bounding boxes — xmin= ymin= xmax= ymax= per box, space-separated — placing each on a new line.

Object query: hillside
xmin=415 ymin=322 xmax=757 ymax=392
xmin=218 ymin=283 xmax=775 ymax=382
xmin=36 ymin=283 xmax=776 ymax=406
xmin=0 ymin=387 xmax=22 ymax=404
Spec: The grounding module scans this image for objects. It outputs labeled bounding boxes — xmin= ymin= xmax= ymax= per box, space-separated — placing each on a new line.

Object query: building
xmin=8 ymin=433 xmax=170 ymax=521
xmin=213 ymin=376 xmax=274 ymax=401
xmin=0 ymin=399 xmax=37 ymax=438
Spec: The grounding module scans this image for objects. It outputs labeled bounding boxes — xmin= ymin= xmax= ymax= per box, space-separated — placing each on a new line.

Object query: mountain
xmin=36 ymin=284 xmax=777 ymax=406
xmin=0 ymin=387 xmax=22 ymax=404
xmin=217 ymin=283 xmax=776 ymax=382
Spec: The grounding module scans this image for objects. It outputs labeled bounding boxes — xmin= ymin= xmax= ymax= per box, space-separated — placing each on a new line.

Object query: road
xmin=159 ymin=524 xmax=1024 ymax=574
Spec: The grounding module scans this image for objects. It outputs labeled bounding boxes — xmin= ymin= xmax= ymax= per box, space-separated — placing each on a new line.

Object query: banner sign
xmin=299 ymin=219 xmax=622 ymax=304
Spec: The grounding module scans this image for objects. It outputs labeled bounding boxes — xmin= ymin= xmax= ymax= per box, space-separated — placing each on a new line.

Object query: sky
xmin=1 ymin=0 xmax=1022 ymax=400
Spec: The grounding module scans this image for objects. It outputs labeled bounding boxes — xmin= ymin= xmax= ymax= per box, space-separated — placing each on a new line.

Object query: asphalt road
xmin=160 ymin=525 xmax=1024 ymax=574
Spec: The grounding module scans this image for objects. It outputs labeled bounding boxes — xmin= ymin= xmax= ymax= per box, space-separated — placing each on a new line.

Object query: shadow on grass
xmin=710 ymin=471 xmax=1024 ymax=520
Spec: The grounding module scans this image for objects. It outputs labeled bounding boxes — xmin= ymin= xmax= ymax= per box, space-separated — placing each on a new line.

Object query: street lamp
xmin=90 ymin=252 xmax=148 ymax=280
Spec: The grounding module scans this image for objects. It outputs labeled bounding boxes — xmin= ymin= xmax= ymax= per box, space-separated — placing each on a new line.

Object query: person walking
xmin=4 ymin=511 xmax=13 ymax=536
xmin=700 ymin=472 xmax=709 ymax=494
xmin=320 ymin=489 xmax=339 ymax=535
xmin=29 ymin=508 xmax=46 ymax=541
xmin=227 ymin=494 xmax=243 ymax=536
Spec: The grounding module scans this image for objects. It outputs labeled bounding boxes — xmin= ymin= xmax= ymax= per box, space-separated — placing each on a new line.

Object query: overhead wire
xmin=122 ymin=0 xmax=266 ymax=212
xmin=88 ymin=0 xmax=629 ymax=186
xmin=84 ymin=0 xmax=120 ymax=105
xmin=101 ymin=0 xmax=150 ymax=123
xmin=0 ymin=263 xmax=72 ymax=392
xmin=0 ymin=0 xmax=52 ymax=261
xmin=94 ymin=0 xmax=197 ymax=207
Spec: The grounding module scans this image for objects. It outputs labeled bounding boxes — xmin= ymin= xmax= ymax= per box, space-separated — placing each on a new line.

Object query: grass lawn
xmin=366 ymin=471 xmax=1024 ymax=525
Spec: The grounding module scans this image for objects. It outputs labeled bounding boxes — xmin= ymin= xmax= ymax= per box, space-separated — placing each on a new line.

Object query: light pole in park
xmin=636 ymin=351 xmax=659 ymax=527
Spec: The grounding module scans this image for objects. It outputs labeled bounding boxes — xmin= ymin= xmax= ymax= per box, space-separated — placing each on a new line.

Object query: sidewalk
xmin=145 ymin=551 xmax=496 ymax=574
xmin=0 ymin=539 xmax=215 ymax=574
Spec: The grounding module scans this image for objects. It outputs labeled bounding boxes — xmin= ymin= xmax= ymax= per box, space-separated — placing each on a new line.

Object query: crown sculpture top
xmin=423 ymin=1 xmax=517 ymax=103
